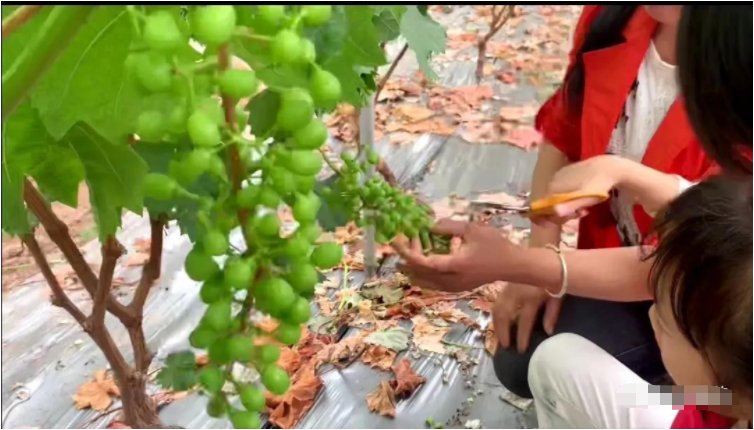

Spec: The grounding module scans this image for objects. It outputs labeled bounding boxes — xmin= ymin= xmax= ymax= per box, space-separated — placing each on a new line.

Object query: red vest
xmin=535 ymin=6 xmax=716 ymax=250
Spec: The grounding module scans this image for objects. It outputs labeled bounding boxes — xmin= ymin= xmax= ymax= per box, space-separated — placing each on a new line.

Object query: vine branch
xmin=476 ymin=5 xmax=515 ymax=82
xmin=130 ymin=217 xmax=165 ymax=314
xmin=22 ymin=232 xmax=87 ymax=325
xmin=90 ymin=237 xmax=125 ymax=326
xmin=1 ymin=5 xmax=43 ymax=38
xmin=23 ymin=179 xmax=135 ymax=324
xmin=374 ymin=42 xmax=408 ymax=102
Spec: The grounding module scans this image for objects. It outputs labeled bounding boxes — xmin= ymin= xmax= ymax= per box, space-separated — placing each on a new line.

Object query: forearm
xmin=613 ymin=157 xmax=688 ymax=215
xmin=529 ymin=143 xmax=569 ymax=246
xmin=503 ymin=245 xmax=654 ymax=302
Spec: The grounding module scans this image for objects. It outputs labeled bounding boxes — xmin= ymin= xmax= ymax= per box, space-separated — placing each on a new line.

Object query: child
xmin=528 ymin=176 xmax=752 ymax=428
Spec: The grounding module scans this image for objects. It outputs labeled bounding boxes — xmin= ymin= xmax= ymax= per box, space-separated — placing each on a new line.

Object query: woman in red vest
xmin=497 ymin=5 xmax=713 ymax=398
xmin=394 ymin=4 xmax=744 ymax=399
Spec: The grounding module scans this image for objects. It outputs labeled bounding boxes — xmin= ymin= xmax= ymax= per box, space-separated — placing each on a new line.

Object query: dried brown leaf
xmin=411 ymin=315 xmax=448 ymax=354
xmin=390 ymin=359 xmax=426 ymax=398
xmin=361 ymin=345 xmax=397 ymax=371
xmin=366 ymin=380 xmax=397 ymax=418
xmin=267 ymin=364 xmax=323 ymax=428
xmin=72 ymin=370 xmax=120 ymax=411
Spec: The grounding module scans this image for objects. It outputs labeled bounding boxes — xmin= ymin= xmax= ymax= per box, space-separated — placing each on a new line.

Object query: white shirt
xmin=606 ymin=41 xmax=678 ymax=246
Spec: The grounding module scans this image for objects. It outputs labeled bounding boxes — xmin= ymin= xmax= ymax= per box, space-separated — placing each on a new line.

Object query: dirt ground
xmin=1 ymin=185 xmax=97 ymax=291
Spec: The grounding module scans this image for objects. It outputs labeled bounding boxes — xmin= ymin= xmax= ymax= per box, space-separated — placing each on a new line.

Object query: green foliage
xmin=1 ymin=5 xmax=447 ymax=428
xmin=156 ymin=350 xmax=199 ymax=391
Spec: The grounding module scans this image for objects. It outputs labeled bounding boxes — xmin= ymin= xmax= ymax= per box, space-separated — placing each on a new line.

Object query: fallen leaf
xmin=267 ymin=363 xmax=323 ymax=428
xmin=390 ymin=359 xmax=426 ymax=398
xmin=498 ymin=105 xmax=538 ymax=123
xmin=384 ymin=118 xmax=455 ymax=136
xmin=431 ymin=301 xmax=478 ymax=328
xmin=459 ymin=121 xmax=500 ymax=144
xmin=484 ymin=323 xmax=498 ymax=356
xmin=316 ymin=296 xmax=334 ymax=316
xmin=124 ymin=252 xmax=149 ymax=267
xmin=106 ymin=422 xmax=131 ymax=429
xmin=366 ymin=380 xmax=397 ymax=418
xmin=361 ymin=345 xmax=397 ymax=371
xmin=411 ymin=315 xmax=449 ymax=354
xmin=495 ymin=70 xmax=518 ymax=84
xmin=256 ymin=318 xmax=279 ymax=334
xmin=278 ymin=347 xmax=302 ymax=374
xmin=393 ymin=104 xmax=435 ymax=122
xmin=195 ymin=354 xmax=209 ymax=367
xmin=504 ymin=125 xmax=542 ymax=150
xmin=72 ymin=370 xmax=120 ymax=411
xmin=469 ymin=298 xmax=493 ymax=314
xmin=364 ymin=326 xmax=411 ymax=352
xmin=314 ymin=335 xmax=366 ymax=368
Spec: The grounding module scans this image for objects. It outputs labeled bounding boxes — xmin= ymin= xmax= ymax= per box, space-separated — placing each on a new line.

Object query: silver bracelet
xmin=545 ymin=244 xmax=568 ymax=298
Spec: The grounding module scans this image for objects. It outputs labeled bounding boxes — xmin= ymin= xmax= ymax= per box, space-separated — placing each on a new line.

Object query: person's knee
xmin=493 ymin=346 xmax=536 ymax=398
xmin=528 ymin=333 xmax=593 ymax=398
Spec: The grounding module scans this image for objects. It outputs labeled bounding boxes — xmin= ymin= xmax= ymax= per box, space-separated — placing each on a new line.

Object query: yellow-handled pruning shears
xmin=470 ymin=191 xmax=610 ymax=218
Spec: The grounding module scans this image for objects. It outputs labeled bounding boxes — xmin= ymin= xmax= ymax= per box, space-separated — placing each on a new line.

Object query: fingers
xmin=515 ymin=305 xmax=538 ymax=353
xmin=430 ymin=218 xmax=468 ymax=236
xmin=493 ymin=305 xmax=513 ymax=350
xmin=542 ymin=297 xmax=563 ymax=335
xmin=552 ymin=197 xmax=603 ymax=218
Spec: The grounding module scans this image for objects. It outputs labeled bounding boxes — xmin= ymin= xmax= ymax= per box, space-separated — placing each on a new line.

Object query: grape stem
xmin=233 ymin=28 xmax=272 ymax=43
xmin=2 ymin=5 xmax=43 ymax=37
xmin=125 ymin=6 xmax=142 ymax=37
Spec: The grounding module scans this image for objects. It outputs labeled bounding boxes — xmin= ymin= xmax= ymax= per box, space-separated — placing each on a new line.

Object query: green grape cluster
xmin=128 ymin=6 xmax=347 ymax=428
xmin=322 ymin=151 xmax=434 ymax=244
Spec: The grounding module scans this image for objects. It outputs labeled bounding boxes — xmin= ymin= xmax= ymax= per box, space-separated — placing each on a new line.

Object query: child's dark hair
xmin=647 ymin=176 xmax=752 ymax=397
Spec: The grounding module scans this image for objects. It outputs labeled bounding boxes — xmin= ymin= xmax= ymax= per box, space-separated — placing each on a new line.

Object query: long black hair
xmin=677 ymin=5 xmax=753 ymax=176
xmin=563 ymin=6 xmax=639 ymax=114
xmin=647 ymin=176 xmax=752 ymax=398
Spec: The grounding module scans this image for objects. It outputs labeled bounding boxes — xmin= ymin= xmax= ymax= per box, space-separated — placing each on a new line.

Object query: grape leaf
xmin=1 ymin=147 xmax=31 ymax=235
xmin=30 ymin=6 xmax=137 ymax=142
xmin=364 ymin=327 xmax=410 ymax=352
xmin=372 ymin=6 xmax=406 ymax=42
xmin=247 ymin=90 xmax=280 ymax=137
xmin=399 ymin=6 xmax=446 ymax=80
xmin=156 ymin=351 xmax=198 ymax=391
xmin=305 ymin=6 xmax=347 ymax=65
xmin=31 ymin=144 xmax=85 ymax=207
xmin=1 ymin=6 xmax=52 ymax=75
xmin=61 ymin=123 xmax=147 ymax=240
xmin=315 ymin=175 xmax=350 ymax=232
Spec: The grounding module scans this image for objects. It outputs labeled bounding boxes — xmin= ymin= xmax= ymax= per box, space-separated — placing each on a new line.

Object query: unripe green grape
xmin=204 ymin=299 xmax=232 ymax=331
xmin=257 ymin=187 xmax=281 ymax=208
xmin=310 ymin=242 xmax=343 ymax=270
xmin=208 ymin=338 xmax=232 ymax=364
xmin=142 ymin=173 xmax=177 ymax=200
xmin=200 ymin=278 xmax=227 ymax=304
xmin=184 ymin=149 xmax=212 ymax=177
xmin=199 ymin=366 xmax=225 ymax=393
xmin=237 ymin=185 xmax=260 ymax=209
xmin=252 ymin=214 xmax=281 ymax=238
xmin=208 ymin=155 xmax=227 ymax=180
xmin=293 ymin=119 xmax=328 ymax=149
xmin=302 ymin=5 xmax=332 ymax=26
xmin=185 ymin=248 xmax=220 ymax=281
xmin=309 ymin=68 xmax=341 ymax=109
xmin=286 ymin=150 xmax=322 ymax=176
xmin=270 ymin=29 xmax=303 ymax=65
xmin=285 ymin=262 xmax=318 ymax=296
xmin=261 ymin=365 xmax=290 ymax=395
xmin=254 ymin=277 xmax=295 ymax=317
xmin=144 ymin=10 xmax=186 ymax=53
xmin=136 ymin=110 xmax=166 ymax=141
xmin=283 ymin=235 xmax=311 ymax=259
xmin=275 ymin=323 xmax=301 ymax=345
xmin=296 ymin=223 xmax=321 ymax=243
xmin=187 ymin=110 xmax=221 ymax=147
xmin=230 ymin=410 xmax=261 ymax=429
xmin=269 ymin=167 xmax=297 ymax=197
xmin=191 ymin=6 xmax=236 ymax=46
xmin=135 ymin=53 xmax=173 ymax=93
xmin=293 ymin=174 xmax=316 ymax=193
xmin=292 ymin=192 xmax=321 ymax=223
xmin=206 ymin=394 xmax=227 ymax=418
xmin=284 ymin=297 xmax=312 ymax=325
xmin=167 ymin=104 xmax=188 ymax=133
xmin=223 ymin=258 xmax=252 ymax=290
xmin=257 ymin=5 xmax=285 ymax=27
xmin=227 ymin=335 xmax=254 ymax=362
xmin=219 ymin=69 xmax=258 ymax=99
xmin=239 ymin=384 xmax=266 ymax=411
xmin=189 ymin=326 xmax=217 ymax=348
xmin=276 ymin=88 xmax=314 ymax=131
xmin=301 ymin=39 xmax=316 ymax=63
xmin=255 ymin=344 xmax=280 ymax=364
xmin=197 ymin=98 xmax=225 ymax=126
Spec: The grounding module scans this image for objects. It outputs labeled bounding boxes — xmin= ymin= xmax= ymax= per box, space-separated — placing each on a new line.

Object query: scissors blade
xmin=468 ymin=201 xmax=529 ymax=214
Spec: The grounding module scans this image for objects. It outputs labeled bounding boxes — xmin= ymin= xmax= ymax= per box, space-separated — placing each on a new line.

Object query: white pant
xmin=528 ymin=333 xmax=680 ymax=428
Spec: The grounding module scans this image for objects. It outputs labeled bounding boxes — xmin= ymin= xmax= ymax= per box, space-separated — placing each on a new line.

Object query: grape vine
xmin=2 ymin=4 xmax=446 ymax=428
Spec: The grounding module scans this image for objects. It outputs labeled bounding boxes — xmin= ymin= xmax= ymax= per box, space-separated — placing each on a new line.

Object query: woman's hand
xmin=531 ymin=155 xmax=629 ymax=226
xmin=391 ymin=219 xmax=520 ymax=292
xmin=492 ymin=283 xmax=563 ymax=352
